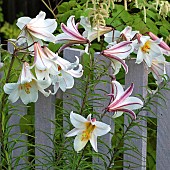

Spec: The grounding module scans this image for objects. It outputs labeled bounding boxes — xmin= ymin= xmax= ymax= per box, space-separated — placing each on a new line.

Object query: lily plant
xmin=55 ymin=15 xmax=89 ymax=53
xmin=101 ymin=41 xmax=134 ymax=74
xmin=16 ymin=11 xmax=57 ymax=50
xmin=2 ymin=10 xmax=170 ymax=156
xmin=107 ymin=80 xmax=143 ymax=119
xmin=4 ymin=62 xmax=51 ymax=105
xmin=65 ymin=111 xmax=111 ymax=152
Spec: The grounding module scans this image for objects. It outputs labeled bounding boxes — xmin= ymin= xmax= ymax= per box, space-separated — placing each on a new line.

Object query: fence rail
xmin=0 ymin=44 xmax=170 ymax=169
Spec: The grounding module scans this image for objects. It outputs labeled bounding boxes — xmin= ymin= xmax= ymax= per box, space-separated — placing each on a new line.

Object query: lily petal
xmin=65 ymin=128 xmax=80 ymax=137
xmin=20 ymin=82 xmax=38 ymax=104
xmin=112 ymin=111 xmax=124 ymax=119
xmin=16 ymin=17 xmax=32 ymax=29
xmin=70 ymin=111 xmax=87 ymax=129
xmin=108 ymin=83 xmax=134 ymax=109
xmin=115 ymin=109 xmax=136 ymax=119
xmin=93 ymin=121 xmax=111 ymax=136
xmin=74 ymin=134 xmax=88 ymax=152
xmin=90 ymin=133 xmax=98 ymax=152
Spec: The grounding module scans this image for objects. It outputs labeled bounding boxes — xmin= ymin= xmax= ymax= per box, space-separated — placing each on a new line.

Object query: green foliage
xmin=0 ymin=22 xmax=20 ymax=39
xmin=56 ymin=0 xmax=87 ymax=23
xmin=0 ymin=0 xmax=3 ymax=22
xmin=147 ymin=118 xmax=156 ymax=170
xmin=107 ymin=3 xmax=169 ymax=42
xmin=20 ymin=114 xmax=34 ymax=134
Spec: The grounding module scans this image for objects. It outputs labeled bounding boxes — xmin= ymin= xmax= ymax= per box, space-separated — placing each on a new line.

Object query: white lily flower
xmin=120 ymin=26 xmax=139 ymax=41
xmin=104 ymin=30 xmax=121 ymax=44
xmin=107 ymin=80 xmax=143 ymax=119
xmin=147 ymin=32 xmax=170 ymax=56
xmin=55 ymin=16 xmax=89 ymax=53
xmin=101 ymin=41 xmax=134 ymax=74
xmin=65 ymin=111 xmax=111 ymax=152
xmin=149 ymin=58 xmax=167 ymax=85
xmin=4 ymin=62 xmax=51 ymax=105
xmin=49 ymin=53 xmax=83 ymax=93
xmin=16 ymin=11 xmax=57 ymax=50
xmin=104 ymin=26 xmax=138 ymax=44
xmin=135 ymin=35 xmax=164 ymax=67
xmin=33 ymin=42 xmax=59 ymax=80
xmin=80 ymin=16 xmax=112 ymax=42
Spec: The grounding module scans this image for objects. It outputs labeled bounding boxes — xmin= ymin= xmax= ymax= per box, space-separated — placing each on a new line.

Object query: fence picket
xmin=35 ymin=91 xmax=56 ymax=167
xmin=9 ymin=100 xmax=27 ymax=169
xmin=7 ymin=42 xmax=28 ymax=169
xmin=93 ymin=53 xmax=114 ymax=168
xmin=156 ymin=63 xmax=170 ymax=170
xmin=4 ymin=42 xmax=27 ymax=170
xmin=124 ymin=59 xmax=148 ymax=170
xmin=63 ymin=48 xmax=84 ymax=153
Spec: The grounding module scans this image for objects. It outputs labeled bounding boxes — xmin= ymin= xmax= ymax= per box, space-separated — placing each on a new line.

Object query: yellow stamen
xmin=141 ymin=40 xmax=151 ymax=53
xmin=21 ymin=83 xmax=32 ymax=94
xmin=81 ymin=122 xmax=96 ymax=141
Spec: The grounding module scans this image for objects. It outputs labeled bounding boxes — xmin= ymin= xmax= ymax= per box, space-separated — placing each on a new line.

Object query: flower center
xmin=81 ymin=122 xmax=96 ymax=141
xmin=20 ymin=83 xmax=32 ymax=94
xmin=141 ymin=40 xmax=150 ymax=53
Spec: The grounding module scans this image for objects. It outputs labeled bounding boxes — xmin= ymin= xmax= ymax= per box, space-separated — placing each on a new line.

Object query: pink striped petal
xmin=108 ymin=83 xmax=134 ymax=109
xmin=108 ymin=54 xmax=128 ymax=74
xmin=147 ymin=32 xmax=170 ymax=51
xmin=116 ymin=109 xmax=136 ymax=119
xmin=67 ymin=16 xmax=80 ymax=33
xmin=61 ymin=23 xmax=86 ymax=41
xmin=105 ymin=41 xmax=131 ymax=50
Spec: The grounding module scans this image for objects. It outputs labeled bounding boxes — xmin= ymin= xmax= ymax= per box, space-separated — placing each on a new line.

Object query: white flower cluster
xmin=4 ymin=11 xmax=83 ymax=105
xmin=104 ymin=26 xmax=170 ymax=84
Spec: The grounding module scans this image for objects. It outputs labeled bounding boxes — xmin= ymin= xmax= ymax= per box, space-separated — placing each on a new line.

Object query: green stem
xmin=75 ymin=145 xmax=87 ymax=170
xmin=41 ymin=0 xmax=56 ymax=19
xmin=0 ymin=51 xmax=17 ymax=169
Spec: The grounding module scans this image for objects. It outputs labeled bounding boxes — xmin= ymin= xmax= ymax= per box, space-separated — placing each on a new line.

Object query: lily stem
xmin=0 ymin=48 xmax=17 ymax=169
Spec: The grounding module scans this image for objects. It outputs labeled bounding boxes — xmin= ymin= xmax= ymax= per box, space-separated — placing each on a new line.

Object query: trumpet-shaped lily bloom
xmin=104 ymin=26 xmax=139 ymax=44
xmin=65 ymin=111 xmax=111 ymax=152
xmin=4 ymin=62 xmax=51 ymax=105
xmin=16 ymin=11 xmax=57 ymax=50
xmin=50 ymin=54 xmax=83 ymax=93
xmin=149 ymin=58 xmax=167 ymax=85
xmin=80 ymin=16 xmax=113 ymax=42
xmin=41 ymin=47 xmax=83 ymax=93
xmin=101 ymin=41 xmax=134 ymax=74
xmin=107 ymin=80 xmax=143 ymax=119
xmin=147 ymin=32 xmax=170 ymax=56
xmin=33 ymin=42 xmax=59 ymax=80
xmin=55 ymin=16 xmax=89 ymax=53
xmin=120 ymin=26 xmax=139 ymax=41
xmin=104 ymin=30 xmax=121 ymax=44
xmin=135 ymin=35 xmax=164 ymax=67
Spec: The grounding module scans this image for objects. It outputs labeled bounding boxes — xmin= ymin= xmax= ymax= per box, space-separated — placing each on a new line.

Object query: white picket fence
xmin=1 ymin=43 xmax=170 ymax=169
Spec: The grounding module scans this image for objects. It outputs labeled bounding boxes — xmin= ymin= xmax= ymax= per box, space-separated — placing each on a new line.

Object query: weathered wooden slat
xmin=63 ymin=48 xmax=84 ymax=158
xmin=124 ymin=59 xmax=148 ymax=170
xmin=63 ymin=48 xmax=84 ymax=128
xmin=156 ymin=63 xmax=170 ymax=170
xmin=9 ymin=100 xmax=27 ymax=169
xmin=93 ymin=54 xmax=114 ymax=168
xmin=35 ymin=91 xmax=56 ymax=167
xmin=7 ymin=42 xmax=28 ymax=169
